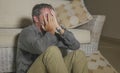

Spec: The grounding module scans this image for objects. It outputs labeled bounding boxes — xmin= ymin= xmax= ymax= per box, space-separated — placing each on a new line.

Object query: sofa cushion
xmin=0 ymin=29 xmax=22 ymax=48
xmin=68 ymin=29 xmax=90 ymax=43
xmin=55 ymin=0 xmax=93 ymax=28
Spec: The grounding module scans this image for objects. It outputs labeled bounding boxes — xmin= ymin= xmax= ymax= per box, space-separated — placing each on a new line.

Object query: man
xmin=16 ymin=3 xmax=88 ymax=73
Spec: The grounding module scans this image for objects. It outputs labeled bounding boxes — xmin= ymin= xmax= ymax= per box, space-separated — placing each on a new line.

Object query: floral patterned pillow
xmin=55 ymin=0 xmax=93 ymax=28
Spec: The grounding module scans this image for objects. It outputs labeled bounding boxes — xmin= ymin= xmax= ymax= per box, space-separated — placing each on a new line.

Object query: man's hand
xmin=42 ymin=9 xmax=64 ymax=35
xmin=51 ymin=10 xmax=64 ymax=34
xmin=43 ymin=13 xmax=56 ymax=35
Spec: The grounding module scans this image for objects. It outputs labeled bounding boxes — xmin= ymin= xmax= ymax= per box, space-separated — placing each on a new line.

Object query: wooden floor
xmin=99 ymin=36 xmax=120 ymax=73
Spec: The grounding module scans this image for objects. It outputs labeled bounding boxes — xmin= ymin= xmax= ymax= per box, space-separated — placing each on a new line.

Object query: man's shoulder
xmin=19 ymin=25 xmax=35 ymax=37
xmin=23 ymin=25 xmax=33 ymax=31
xmin=18 ymin=25 xmax=35 ymax=43
xmin=21 ymin=25 xmax=34 ymax=33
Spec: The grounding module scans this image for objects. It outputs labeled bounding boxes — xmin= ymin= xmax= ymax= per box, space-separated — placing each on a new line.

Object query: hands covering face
xmin=41 ymin=9 xmax=61 ymax=35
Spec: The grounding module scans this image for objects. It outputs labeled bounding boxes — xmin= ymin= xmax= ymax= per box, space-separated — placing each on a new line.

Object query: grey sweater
xmin=16 ymin=24 xmax=80 ymax=73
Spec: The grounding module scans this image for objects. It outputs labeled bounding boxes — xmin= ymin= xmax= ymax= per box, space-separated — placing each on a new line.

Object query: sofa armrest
xmin=76 ymin=15 xmax=106 ymax=55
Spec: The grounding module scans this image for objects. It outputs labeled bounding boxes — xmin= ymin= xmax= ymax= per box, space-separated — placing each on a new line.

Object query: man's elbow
xmin=75 ymin=41 xmax=80 ymax=50
xmin=70 ymin=42 xmax=80 ymax=50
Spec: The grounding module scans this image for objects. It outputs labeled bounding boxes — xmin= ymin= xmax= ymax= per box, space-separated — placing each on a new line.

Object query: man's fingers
xmin=42 ymin=25 xmax=46 ymax=31
xmin=50 ymin=10 xmax=58 ymax=24
xmin=51 ymin=10 xmax=56 ymax=20
xmin=48 ymin=14 xmax=50 ymax=22
xmin=43 ymin=14 xmax=48 ymax=24
xmin=51 ymin=10 xmax=55 ymax=16
xmin=48 ymin=13 xmax=53 ymax=23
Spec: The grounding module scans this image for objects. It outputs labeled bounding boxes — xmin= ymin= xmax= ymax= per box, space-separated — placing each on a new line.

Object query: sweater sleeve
xmin=56 ymin=29 xmax=80 ymax=50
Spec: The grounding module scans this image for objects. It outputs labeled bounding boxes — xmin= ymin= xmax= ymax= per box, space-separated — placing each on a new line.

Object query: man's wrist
xmin=60 ymin=29 xmax=64 ymax=34
xmin=56 ymin=27 xmax=64 ymax=35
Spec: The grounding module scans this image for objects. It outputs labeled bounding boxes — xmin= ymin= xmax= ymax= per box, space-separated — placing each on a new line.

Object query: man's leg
xmin=64 ymin=50 xmax=88 ymax=73
xmin=27 ymin=50 xmax=46 ymax=73
xmin=27 ymin=46 xmax=68 ymax=73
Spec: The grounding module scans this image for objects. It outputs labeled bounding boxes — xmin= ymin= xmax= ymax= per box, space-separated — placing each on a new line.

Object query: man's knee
xmin=74 ymin=50 xmax=87 ymax=60
xmin=42 ymin=46 xmax=63 ymax=64
xmin=44 ymin=46 xmax=62 ymax=57
xmin=46 ymin=46 xmax=60 ymax=53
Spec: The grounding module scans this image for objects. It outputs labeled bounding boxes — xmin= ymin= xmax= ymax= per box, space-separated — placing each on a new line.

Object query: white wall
xmin=0 ymin=0 xmax=68 ymax=28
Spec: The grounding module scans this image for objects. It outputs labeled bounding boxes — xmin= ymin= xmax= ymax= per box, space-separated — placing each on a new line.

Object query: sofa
xmin=0 ymin=0 xmax=118 ymax=73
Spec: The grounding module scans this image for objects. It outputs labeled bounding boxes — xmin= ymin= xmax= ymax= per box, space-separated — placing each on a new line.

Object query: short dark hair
xmin=32 ymin=3 xmax=54 ymax=22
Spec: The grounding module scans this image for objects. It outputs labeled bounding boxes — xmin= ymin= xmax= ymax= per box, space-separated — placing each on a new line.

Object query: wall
xmin=0 ymin=0 xmax=68 ymax=28
xmin=84 ymin=0 xmax=120 ymax=39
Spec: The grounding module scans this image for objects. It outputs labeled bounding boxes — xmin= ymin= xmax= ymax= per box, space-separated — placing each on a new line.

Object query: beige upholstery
xmin=68 ymin=29 xmax=91 ymax=43
xmin=55 ymin=0 xmax=93 ymax=28
xmin=0 ymin=29 xmax=22 ymax=48
xmin=87 ymin=51 xmax=118 ymax=73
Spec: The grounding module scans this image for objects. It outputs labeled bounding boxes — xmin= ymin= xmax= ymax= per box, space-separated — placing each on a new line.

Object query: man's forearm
xmin=56 ymin=30 xmax=80 ymax=50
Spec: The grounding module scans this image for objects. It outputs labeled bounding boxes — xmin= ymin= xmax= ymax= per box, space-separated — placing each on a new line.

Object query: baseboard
xmin=100 ymin=36 xmax=120 ymax=44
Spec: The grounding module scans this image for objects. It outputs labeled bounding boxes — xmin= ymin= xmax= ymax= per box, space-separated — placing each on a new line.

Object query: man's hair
xmin=32 ymin=3 xmax=54 ymax=23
